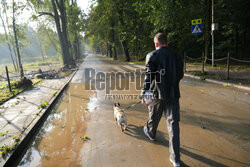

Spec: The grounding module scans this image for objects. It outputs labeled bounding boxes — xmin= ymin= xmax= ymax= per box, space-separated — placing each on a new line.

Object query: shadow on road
xmin=125 ymin=124 xmax=231 ymax=167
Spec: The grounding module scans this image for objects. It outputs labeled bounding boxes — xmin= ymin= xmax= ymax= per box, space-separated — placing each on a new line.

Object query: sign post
xmin=212 ymin=0 xmax=214 ymax=67
xmin=5 ymin=66 xmax=12 ymax=92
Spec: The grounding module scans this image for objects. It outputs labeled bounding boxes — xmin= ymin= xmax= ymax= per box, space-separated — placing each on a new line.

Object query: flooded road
xmin=19 ymin=83 xmax=94 ymax=167
xmin=19 ymin=52 xmax=250 ymax=167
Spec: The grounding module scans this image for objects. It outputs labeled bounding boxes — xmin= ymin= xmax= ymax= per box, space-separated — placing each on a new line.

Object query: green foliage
xmin=27 ymin=0 xmax=86 ymax=66
xmin=80 ymin=135 xmax=89 ymax=141
xmin=0 ymin=130 xmax=9 ymax=137
xmin=35 ymin=23 xmax=61 ymax=62
xmin=12 ymin=133 xmax=22 ymax=142
xmin=192 ymin=71 xmax=208 ymax=76
xmin=32 ymin=79 xmax=42 ymax=85
xmin=38 ymin=100 xmax=48 ymax=109
xmin=51 ymin=91 xmax=57 ymax=97
xmin=85 ymin=0 xmax=250 ymax=61
xmin=0 ymin=145 xmax=12 ymax=156
xmin=67 ymin=1 xmax=86 ymax=60
xmin=0 ymin=133 xmax=22 ymax=157
xmin=192 ymin=71 xmax=208 ymax=80
xmin=215 ymin=74 xmax=222 ymax=80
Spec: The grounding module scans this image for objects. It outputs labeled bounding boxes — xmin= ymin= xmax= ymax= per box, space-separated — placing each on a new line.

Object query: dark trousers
xmin=147 ymin=99 xmax=180 ymax=162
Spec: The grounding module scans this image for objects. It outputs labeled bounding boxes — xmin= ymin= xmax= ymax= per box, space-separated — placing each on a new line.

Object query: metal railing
xmin=183 ymin=52 xmax=250 ymax=80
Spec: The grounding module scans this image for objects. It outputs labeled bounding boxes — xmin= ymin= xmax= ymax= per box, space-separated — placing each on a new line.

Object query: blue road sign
xmin=191 ymin=19 xmax=202 ymax=35
xmin=192 ymin=24 xmax=202 ymax=35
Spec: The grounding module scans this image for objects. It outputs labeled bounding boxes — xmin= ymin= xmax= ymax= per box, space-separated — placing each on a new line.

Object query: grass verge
xmin=0 ymin=79 xmax=42 ymax=105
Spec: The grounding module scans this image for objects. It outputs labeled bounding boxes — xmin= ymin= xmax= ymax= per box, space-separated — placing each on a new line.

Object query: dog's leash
xmin=123 ymin=101 xmax=141 ymax=111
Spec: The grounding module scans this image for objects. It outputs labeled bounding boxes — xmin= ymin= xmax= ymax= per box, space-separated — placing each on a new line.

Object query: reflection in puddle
xmin=87 ymin=94 xmax=98 ymax=112
xmin=18 ymin=76 xmax=142 ymax=166
xmin=18 ymin=148 xmax=41 ymax=167
xmin=18 ymin=83 xmax=94 ymax=167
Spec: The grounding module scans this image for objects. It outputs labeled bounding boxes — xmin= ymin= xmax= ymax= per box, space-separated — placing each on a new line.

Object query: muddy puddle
xmin=17 ymin=68 xmax=144 ymax=166
xmin=18 ymin=83 xmax=95 ymax=167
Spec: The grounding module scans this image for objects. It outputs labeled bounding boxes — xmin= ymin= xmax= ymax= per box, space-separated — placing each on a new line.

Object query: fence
xmin=0 ymin=66 xmax=24 ymax=93
xmin=183 ymin=52 xmax=250 ymax=80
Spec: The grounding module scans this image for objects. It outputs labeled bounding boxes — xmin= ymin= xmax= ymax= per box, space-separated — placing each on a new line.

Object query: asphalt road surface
xmin=19 ymin=51 xmax=250 ymax=167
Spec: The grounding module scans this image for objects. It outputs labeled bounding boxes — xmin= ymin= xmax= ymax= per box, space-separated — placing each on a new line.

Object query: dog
xmin=113 ymin=102 xmax=127 ymax=132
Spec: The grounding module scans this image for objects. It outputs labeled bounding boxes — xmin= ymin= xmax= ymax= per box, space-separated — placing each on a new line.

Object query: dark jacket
xmin=141 ymin=47 xmax=184 ymax=99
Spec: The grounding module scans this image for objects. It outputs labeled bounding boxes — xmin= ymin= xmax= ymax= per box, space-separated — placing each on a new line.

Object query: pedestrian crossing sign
xmin=191 ymin=19 xmax=202 ymax=35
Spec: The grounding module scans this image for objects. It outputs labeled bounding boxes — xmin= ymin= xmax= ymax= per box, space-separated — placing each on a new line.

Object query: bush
xmin=16 ymin=77 xmax=33 ymax=88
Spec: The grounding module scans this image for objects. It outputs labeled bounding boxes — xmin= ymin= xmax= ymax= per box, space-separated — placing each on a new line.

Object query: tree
xmin=29 ymin=0 xmax=73 ymax=67
xmin=36 ymin=23 xmax=62 ymax=60
xmin=0 ymin=3 xmax=17 ymax=71
xmin=85 ymin=0 xmax=250 ymax=62
xmin=12 ymin=0 xmax=24 ymax=78
xmin=2 ymin=0 xmax=19 ymax=71
xmin=67 ymin=0 xmax=85 ymax=60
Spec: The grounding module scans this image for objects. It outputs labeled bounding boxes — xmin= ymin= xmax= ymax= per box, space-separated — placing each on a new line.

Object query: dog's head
xmin=113 ymin=102 xmax=120 ymax=108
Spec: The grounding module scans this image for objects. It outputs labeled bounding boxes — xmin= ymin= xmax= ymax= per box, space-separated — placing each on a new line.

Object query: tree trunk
xmin=100 ymin=44 xmax=104 ymax=55
xmin=243 ymin=16 xmax=248 ymax=59
xmin=76 ymin=35 xmax=81 ymax=59
xmin=113 ymin=46 xmax=117 ymax=60
xmin=73 ymin=34 xmax=80 ymax=60
xmin=2 ymin=1 xmax=18 ymax=72
xmin=37 ymin=35 xmax=45 ymax=61
xmin=12 ymin=0 xmax=23 ymax=78
xmin=13 ymin=43 xmax=19 ymax=72
xmin=121 ymin=40 xmax=130 ymax=62
xmin=73 ymin=39 xmax=78 ymax=60
xmin=51 ymin=0 xmax=69 ymax=67
xmin=58 ymin=0 xmax=73 ymax=66
xmin=106 ymin=42 xmax=109 ymax=57
xmin=235 ymin=26 xmax=239 ymax=58
xmin=136 ymin=39 xmax=139 ymax=60
xmin=117 ymin=6 xmax=130 ymax=62
xmin=109 ymin=44 xmax=112 ymax=58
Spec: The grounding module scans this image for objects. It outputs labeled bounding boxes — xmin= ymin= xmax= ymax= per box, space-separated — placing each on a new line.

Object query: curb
xmin=2 ymin=69 xmax=78 ymax=167
xmin=184 ymin=73 xmax=250 ymax=91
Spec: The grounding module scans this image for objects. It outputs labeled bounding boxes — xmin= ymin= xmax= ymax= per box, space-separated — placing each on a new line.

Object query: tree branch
xmin=38 ymin=12 xmax=55 ymax=18
xmin=55 ymin=0 xmax=60 ymax=8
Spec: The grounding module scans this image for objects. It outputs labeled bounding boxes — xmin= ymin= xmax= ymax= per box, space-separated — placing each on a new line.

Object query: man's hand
xmin=141 ymin=99 xmax=150 ymax=107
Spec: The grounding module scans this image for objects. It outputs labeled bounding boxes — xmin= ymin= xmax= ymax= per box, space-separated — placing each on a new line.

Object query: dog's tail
xmin=120 ymin=123 xmax=126 ymax=132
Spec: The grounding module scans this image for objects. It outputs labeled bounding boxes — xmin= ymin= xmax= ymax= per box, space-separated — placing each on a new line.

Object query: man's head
xmin=154 ymin=33 xmax=168 ymax=49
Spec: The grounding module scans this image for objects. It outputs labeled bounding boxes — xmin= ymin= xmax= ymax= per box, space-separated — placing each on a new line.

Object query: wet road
xmin=19 ymin=52 xmax=250 ymax=167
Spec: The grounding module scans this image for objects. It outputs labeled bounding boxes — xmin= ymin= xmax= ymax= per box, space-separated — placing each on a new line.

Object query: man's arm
xmin=177 ymin=54 xmax=184 ymax=82
xmin=141 ymin=53 xmax=156 ymax=96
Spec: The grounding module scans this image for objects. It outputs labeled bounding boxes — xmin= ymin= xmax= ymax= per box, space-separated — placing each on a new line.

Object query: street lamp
xmin=211 ymin=0 xmax=214 ymax=67
xmin=211 ymin=0 xmax=218 ymax=67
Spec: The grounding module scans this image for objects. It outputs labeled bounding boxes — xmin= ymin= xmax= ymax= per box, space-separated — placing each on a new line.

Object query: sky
xmin=0 ymin=0 xmax=91 ymax=34
xmin=77 ymin=0 xmax=91 ymax=13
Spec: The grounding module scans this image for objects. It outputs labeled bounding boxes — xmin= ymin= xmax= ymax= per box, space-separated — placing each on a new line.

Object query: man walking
xmin=141 ymin=33 xmax=184 ymax=167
